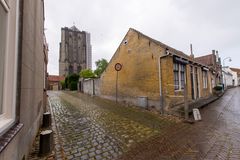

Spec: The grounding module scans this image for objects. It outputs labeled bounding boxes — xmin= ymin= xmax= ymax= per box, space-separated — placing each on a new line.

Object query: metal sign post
xmin=115 ymin=63 xmax=122 ymax=103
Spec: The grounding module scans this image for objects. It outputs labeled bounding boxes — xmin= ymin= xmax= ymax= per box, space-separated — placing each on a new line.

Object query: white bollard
xmin=193 ymin=108 xmax=202 ymax=121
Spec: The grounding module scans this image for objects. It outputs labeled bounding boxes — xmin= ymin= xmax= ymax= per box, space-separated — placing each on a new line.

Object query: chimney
xmin=190 ymin=44 xmax=194 ymax=58
xmin=212 ymin=50 xmax=215 ymax=55
xmin=216 ymin=50 xmax=219 ymax=63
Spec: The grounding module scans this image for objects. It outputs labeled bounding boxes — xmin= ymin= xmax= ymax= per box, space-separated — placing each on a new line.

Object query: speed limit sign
xmin=115 ymin=63 xmax=122 ymax=71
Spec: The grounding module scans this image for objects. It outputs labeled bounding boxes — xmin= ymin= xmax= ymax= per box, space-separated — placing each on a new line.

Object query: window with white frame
xmin=203 ymin=70 xmax=208 ymax=89
xmin=174 ymin=62 xmax=186 ymax=90
xmin=0 ymin=0 xmax=19 ymax=135
xmin=180 ymin=64 xmax=186 ymax=89
xmin=173 ymin=63 xmax=179 ymax=90
xmin=0 ymin=0 xmax=8 ymax=115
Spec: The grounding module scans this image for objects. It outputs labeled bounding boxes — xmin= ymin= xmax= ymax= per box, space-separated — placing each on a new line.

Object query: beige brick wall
xmin=100 ymin=28 xmax=212 ymax=110
xmin=100 ymin=29 xmax=165 ymax=107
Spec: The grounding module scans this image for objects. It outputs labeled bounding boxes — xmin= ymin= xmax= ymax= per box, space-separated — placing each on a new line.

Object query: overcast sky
xmin=45 ymin=0 xmax=240 ymax=75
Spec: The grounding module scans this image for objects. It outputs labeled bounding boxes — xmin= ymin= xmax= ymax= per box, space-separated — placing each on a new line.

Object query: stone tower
xmin=59 ymin=26 xmax=92 ymax=76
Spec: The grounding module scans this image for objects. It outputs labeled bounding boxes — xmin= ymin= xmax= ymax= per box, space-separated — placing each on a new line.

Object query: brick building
xmin=195 ymin=51 xmax=222 ymax=88
xmin=59 ymin=26 xmax=92 ymax=76
xmin=0 ymin=0 xmax=47 ymax=159
xmin=100 ymin=28 xmax=215 ymax=111
xmin=47 ymin=75 xmax=65 ymax=90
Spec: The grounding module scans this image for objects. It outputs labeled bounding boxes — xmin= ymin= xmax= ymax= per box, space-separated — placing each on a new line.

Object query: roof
xmin=222 ymin=69 xmax=233 ymax=76
xmin=129 ymin=28 xmax=209 ymax=67
xmin=195 ymin=54 xmax=215 ymax=66
xmin=48 ymin=75 xmax=65 ymax=82
xmin=70 ymin=25 xmax=80 ymax=31
xmin=230 ymin=67 xmax=240 ymax=73
xmin=130 ymin=28 xmax=190 ymax=59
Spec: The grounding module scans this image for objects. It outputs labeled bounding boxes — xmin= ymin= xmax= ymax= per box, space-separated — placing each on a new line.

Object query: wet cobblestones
xmin=48 ymin=87 xmax=240 ymax=160
xmin=119 ymin=87 xmax=240 ymax=160
xmin=49 ymin=91 xmax=175 ymax=160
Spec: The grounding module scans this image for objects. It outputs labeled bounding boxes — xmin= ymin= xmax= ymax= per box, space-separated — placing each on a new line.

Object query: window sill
xmin=174 ymin=89 xmax=184 ymax=92
xmin=0 ymin=123 xmax=23 ymax=153
xmin=0 ymin=118 xmax=14 ymax=136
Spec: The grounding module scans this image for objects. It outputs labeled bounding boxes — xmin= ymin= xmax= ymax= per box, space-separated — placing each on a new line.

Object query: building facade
xmin=59 ymin=26 xmax=92 ymax=76
xmin=230 ymin=68 xmax=240 ymax=86
xmin=195 ymin=51 xmax=222 ymax=88
xmin=47 ymin=75 xmax=65 ymax=90
xmin=222 ymin=68 xmax=233 ymax=88
xmin=0 ymin=0 xmax=47 ymax=159
xmin=100 ymin=28 xmax=215 ymax=111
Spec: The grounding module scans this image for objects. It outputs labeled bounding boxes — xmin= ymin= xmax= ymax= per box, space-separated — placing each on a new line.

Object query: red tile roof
xmin=195 ymin=54 xmax=215 ymax=66
xmin=48 ymin=75 xmax=65 ymax=82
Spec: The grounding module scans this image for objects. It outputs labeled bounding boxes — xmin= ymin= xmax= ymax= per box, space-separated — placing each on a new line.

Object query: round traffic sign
xmin=115 ymin=63 xmax=122 ymax=71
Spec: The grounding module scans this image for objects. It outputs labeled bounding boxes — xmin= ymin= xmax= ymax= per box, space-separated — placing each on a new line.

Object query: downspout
xmin=16 ymin=0 xmax=24 ymax=123
xmin=158 ymin=48 xmax=170 ymax=114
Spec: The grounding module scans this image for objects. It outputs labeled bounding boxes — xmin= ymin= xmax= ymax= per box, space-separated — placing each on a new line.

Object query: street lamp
xmin=222 ymin=57 xmax=232 ymax=90
xmin=222 ymin=57 xmax=232 ymax=67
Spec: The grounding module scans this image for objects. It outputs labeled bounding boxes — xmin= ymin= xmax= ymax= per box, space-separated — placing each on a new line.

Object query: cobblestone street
xmin=49 ymin=87 xmax=240 ymax=160
xmin=49 ymin=91 xmax=178 ymax=160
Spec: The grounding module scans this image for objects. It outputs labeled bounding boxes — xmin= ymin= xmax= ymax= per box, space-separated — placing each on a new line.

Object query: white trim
xmin=0 ymin=0 xmax=9 ymax=12
xmin=0 ymin=0 xmax=19 ymax=135
xmin=0 ymin=118 xmax=14 ymax=136
xmin=196 ymin=67 xmax=201 ymax=98
xmin=191 ymin=66 xmax=196 ymax=99
xmin=174 ymin=62 xmax=186 ymax=91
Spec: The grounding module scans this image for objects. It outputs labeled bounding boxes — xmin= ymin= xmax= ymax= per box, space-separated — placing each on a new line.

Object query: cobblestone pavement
xmin=119 ymin=87 xmax=240 ymax=160
xmin=49 ymin=87 xmax=240 ymax=160
xmin=48 ymin=91 xmax=179 ymax=160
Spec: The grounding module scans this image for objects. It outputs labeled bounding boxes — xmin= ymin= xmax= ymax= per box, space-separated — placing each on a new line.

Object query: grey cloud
xmin=45 ymin=0 xmax=240 ymax=74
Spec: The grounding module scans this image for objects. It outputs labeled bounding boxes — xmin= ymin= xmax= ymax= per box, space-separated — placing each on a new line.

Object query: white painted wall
xmin=229 ymin=69 xmax=238 ymax=86
xmin=222 ymin=70 xmax=233 ymax=87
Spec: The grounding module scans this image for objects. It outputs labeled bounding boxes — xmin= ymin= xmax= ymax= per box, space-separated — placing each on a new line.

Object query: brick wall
xmin=100 ymin=28 xmax=213 ymax=111
xmin=100 ymin=29 xmax=165 ymax=108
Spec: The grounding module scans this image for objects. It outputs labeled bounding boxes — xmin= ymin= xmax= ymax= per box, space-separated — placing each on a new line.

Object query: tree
xmin=80 ymin=69 xmax=96 ymax=78
xmin=68 ymin=73 xmax=79 ymax=83
xmin=64 ymin=76 xmax=69 ymax=88
xmin=60 ymin=80 xmax=66 ymax=90
xmin=65 ymin=74 xmax=79 ymax=90
xmin=94 ymin=58 xmax=108 ymax=77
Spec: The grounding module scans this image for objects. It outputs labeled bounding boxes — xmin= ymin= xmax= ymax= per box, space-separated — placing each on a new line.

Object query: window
xmin=203 ymin=70 xmax=208 ymax=89
xmin=0 ymin=0 xmax=19 ymax=135
xmin=180 ymin=64 xmax=186 ymax=89
xmin=174 ymin=62 xmax=186 ymax=90
xmin=174 ymin=63 xmax=179 ymax=90
xmin=0 ymin=0 xmax=8 ymax=114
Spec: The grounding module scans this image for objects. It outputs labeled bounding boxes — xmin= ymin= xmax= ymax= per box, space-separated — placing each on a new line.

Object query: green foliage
xmin=69 ymin=81 xmax=78 ymax=90
xmin=65 ymin=76 xmax=69 ymax=89
xmin=214 ymin=85 xmax=223 ymax=91
xmin=60 ymin=80 xmax=65 ymax=90
xmin=94 ymin=58 xmax=108 ymax=77
xmin=65 ymin=74 xmax=79 ymax=89
xmin=80 ymin=69 xmax=96 ymax=78
xmin=68 ymin=74 xmax=79 ymax=82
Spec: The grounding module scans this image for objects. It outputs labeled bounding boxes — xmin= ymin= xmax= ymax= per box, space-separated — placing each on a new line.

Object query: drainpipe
xmin=158 ymin=49 xmax=170 ymax=114
xmin=15 ymin=0 xmax=24 ymax=123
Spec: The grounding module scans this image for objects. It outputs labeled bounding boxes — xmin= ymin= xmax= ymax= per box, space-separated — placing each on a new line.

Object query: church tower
xmin=59 ymin=26 xmax=92 ymax=76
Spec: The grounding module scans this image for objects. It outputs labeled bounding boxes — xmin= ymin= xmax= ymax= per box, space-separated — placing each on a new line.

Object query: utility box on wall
xmin=137 ymin=96 xmax=148 ymax=109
